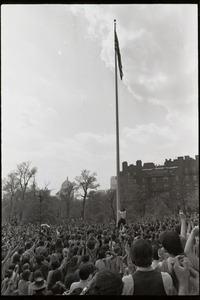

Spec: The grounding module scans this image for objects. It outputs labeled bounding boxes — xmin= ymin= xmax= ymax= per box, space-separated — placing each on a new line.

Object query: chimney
xmin=122 ymin=161 xmax=128 ymax=171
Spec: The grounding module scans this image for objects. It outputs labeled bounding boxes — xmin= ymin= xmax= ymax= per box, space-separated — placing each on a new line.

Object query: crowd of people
xmin=1 ymin=211 xmax=199 ymax=295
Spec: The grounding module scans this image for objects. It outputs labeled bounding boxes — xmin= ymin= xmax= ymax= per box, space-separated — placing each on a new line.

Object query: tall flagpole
xmin=114 ymin=19 xmax=120 ymax=225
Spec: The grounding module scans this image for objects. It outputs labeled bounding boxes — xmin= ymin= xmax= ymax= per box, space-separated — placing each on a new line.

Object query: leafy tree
xmin=85 ymin=190 xmax=108 ymax=223
xmin=144 ymin=195 xmax=171 ymax=220
xmin=75 ymin=170 xmax=99 ymax=220
xmin=184 ymin=190 xmax=199 ymax=213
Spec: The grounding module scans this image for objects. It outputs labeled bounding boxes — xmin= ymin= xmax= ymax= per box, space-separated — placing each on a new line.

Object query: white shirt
xmin=119 ymin=210 xmax=126 ymax=219
xmin=69 ymin=278 xmax=91 ymax=294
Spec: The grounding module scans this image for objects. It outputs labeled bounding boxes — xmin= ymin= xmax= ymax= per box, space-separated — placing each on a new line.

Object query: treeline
xmin=2 ymin=162 xmax=198 ymax=225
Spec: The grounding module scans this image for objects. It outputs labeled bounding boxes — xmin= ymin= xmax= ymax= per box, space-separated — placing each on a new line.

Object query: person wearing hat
xmin=28 ymin=270 xmax=47 ymax=295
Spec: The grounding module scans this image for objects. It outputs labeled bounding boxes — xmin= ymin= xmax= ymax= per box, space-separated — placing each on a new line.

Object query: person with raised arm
xmin=118 ymin=207 xmax=126 ymax=229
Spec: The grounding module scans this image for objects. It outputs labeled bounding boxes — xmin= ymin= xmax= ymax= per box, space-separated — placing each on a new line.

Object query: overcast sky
xmin=2 ymin=4 xmax=198 ymax=194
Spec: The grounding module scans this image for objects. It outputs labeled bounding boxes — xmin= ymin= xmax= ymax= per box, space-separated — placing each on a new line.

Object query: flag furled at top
xmin=115 ymin=30 xmax=123 ymax=80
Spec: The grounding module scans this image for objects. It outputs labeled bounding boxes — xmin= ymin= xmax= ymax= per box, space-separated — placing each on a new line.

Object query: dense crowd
xmin=1 ymin=212 xmax=199 ymax=295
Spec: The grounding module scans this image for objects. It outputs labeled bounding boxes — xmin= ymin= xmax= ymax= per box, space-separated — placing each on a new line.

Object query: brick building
xmin=118 ymin=155 xmax=199 ymax=214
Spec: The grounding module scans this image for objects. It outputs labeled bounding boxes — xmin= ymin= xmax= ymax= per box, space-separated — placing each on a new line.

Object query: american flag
xmin=115 ymin=30 xmax=123 ymax=80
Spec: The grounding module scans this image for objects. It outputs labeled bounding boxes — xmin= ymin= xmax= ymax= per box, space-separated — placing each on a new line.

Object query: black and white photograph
xmin=1 ymin=3 xmax=199 ymax=296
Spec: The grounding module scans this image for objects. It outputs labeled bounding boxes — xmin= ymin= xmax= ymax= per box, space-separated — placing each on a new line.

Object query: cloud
xmin=70 ymin=4 xmax=197 ymax=114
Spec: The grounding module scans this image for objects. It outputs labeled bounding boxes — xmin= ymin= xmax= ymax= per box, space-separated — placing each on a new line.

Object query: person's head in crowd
xmin=130 ymin=239 xmax=152 ymax=268
xmin=48 ymin=268 xmax=63 ymax=290
xmin=82 ymin=254 xmax=90 ymax=263
xmin=22 ymin=269 xmax=31 ymax=281
xmin=77 ymin=234 xmax=82 ymax=241
xmin=103 ymin=230 xmax=108 ymax=237
xmin=87 ymin=239 xmax=95 ymax=250
xmin=114 ymin=245 xmax=122 ymax=256
xmin=64 ymin=241 xmax=70 ymax=248
xmin=21 ymin=255 xmax=30 ymax=265
xmin=47 ymin=236 xmax=52 ymax=242
xmin=65 ymin=234 xmax=70 ymax=241
xmin=162 ymin=231 xmax=184 ymax=257
xmin=69 ymin=255 xmax=78 ymax=268
xmin=72 ymin=246 xmax=79 ymax=256
xmin=31 ymin=270 xmax=47 ymax=295
xmin=64 ymin=273 xmax=79 ymax=290
xmin=56 ymin=238 xmax=62 ymax=247
xmin=111 ymin=233 xmax=116 ymax=241
xmin=48 ymin=281 xmax=66 ymax=295
xmin=101 ymin=244 xmax=109 ymax=252
xmin=104 ymin=238 xmax=110 ymax=245
xmin=174 ymin=224 xmax=181 ymax=235
xmin=22 ymin=263 xmax=30 ymax=271
xmin=41 ymin=250 xmax=49 ymax=261
xmin=50 ymin=243 xmax=56 ymax=253
xmin=98 ymin=229 xmax=103 ymax=235
xmin=36 ymin=254 xmax=44 ymax=265
xmin=25 ymin=242 xmax=32 ymax=250
xmin=98 ymin=250 xmax=106 ymax=260
xmin=5 ymin=269 xmax=13 ymax=279
xmin=97 ymin=234 xmax=102 ymax=240
xmin=13 ymin=253 xmax=21 ymax=264
xmin=152 ymin=245 xmax=159 ymax=261
xmin=50 ymin=253 xmax=59 ymax=266
xmin=87 ymin=269 xmax=123 ymax=295
xmin=79 ymin=262 xmax=95 ymax=281
xmin=18 ymin=247 xmax=24 ymax=255
xmin=71 ymin=234 xmax=75 ymax=240
xmin=161 ymin=224 xmax=166 ymax=231
xmin=51 ymin=260 xmax=61 ymax=270
xmin=8 ymin=263 xmax=16 ymax=271
xmin=39 ymin=240 xmax=44 ymax=247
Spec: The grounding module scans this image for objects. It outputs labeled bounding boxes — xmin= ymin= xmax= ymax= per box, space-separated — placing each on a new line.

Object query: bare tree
xmin=75 ymin=169 xmax=99 ymax=220
xmin=15 ymin=161 xmax=37 ymax=221
xmin=2 ymin=172 xmax=20 ymax=222
xmin=106 ymin=189 xmax=116 ymax=222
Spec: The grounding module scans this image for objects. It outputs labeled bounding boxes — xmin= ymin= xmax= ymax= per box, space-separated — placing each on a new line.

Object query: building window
xmin=142 ymin=178 xmax=145 ymax=183
xmin=193 ymin=175 xmax=197 ymax=181
xmin=192 ymin=166 xmax=196 ymax=173
xmin=142 ymin=185 xmax=145 ymax=190
xmin=175 ymin=175 xmax=179 ymax=181
xmin=185 ymin=175 xmax=190 ymax=181
xmin=186 ymin=183 xmax=190 ymax=189
xmin=176 ymin=192 xmax=180 ymax=198
xmin=165 ymin=192 xmax=169 ymax=198
xmin=152 ymin=192 xmax=157 ymax=197
xmin=153 ymin=185 xmax=157 ymax=191
xmin=134 ymin=172 xmax=136 ymax=176
xmin=164 ymin=177 xmax=168 ymax=182
xmin=184 ymin=168 xmax=188 ymax=174
xmin=164 ymin=184 xmax=169 ymax=191
xmin=152 ymin=177 xmax=156 ymax=183
xmin=133 ymin=179 xmax=137 ymax=184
